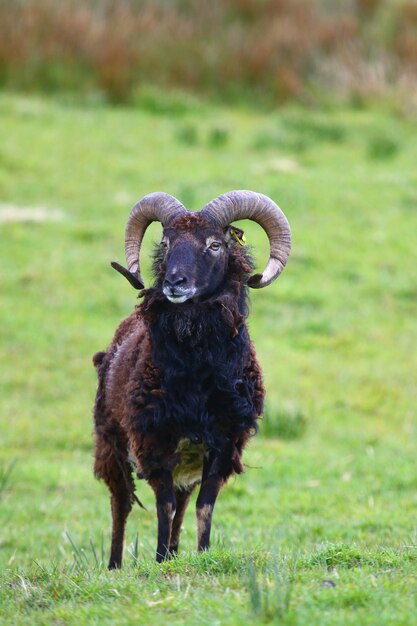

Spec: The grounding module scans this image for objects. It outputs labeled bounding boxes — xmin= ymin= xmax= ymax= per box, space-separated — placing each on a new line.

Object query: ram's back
xmin=93 ymin=310 xmax=150 ymax=432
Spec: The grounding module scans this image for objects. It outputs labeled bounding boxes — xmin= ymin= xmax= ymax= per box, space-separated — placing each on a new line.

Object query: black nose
xmin=164 ymin=274 xmax=187 ymax=288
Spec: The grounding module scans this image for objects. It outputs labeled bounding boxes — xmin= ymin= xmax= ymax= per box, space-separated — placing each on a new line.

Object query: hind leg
xmin=94 ymin=427 xmax=135 ymax=569
xmin=169 ymin=485 xmax=196 ymax=555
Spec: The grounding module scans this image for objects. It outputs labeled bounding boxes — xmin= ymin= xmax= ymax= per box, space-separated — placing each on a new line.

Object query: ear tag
xmin=230 ymin=228 xmax=246 ymax=246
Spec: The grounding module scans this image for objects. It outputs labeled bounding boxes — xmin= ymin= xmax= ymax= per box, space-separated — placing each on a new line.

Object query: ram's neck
xmin=141 ymin=278 xmax=249 ymax=338
xmin=153 ymin=302 xmax=247 ymax=346
xmin=148 ymin=299 xmax=252 ymax=393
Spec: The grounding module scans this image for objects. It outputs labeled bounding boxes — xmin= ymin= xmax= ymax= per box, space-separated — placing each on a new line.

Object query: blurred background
xmin=0 ymin=1 xmax=416 ymax=623
xmin=0 ymin=0 xmax=416 ymax=108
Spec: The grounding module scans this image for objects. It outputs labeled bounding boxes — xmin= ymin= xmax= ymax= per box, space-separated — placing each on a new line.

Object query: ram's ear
xmin=224 ymin=225 xmax=246 ymax=246
xmin=110 ymin=261 xmax=144 ymax=290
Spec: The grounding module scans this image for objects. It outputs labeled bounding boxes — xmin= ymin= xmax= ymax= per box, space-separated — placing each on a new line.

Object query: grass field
xmin=0 ymin=92 xmax=416 ymax=625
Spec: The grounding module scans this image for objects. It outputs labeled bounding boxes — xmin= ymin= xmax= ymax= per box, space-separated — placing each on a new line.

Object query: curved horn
xmin=111 ymin=192 xmax=187 ymax=289
xmin=200 ymin=190 xmax=291 ymax=288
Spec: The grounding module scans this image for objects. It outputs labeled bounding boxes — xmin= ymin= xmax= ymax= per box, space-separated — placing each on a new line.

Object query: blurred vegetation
xmin=0 ymin=0 xmax=416 ymax=108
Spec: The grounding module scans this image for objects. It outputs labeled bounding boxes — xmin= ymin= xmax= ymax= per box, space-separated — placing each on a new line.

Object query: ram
xmin=93 ymin=190 xmax=291 ymax=568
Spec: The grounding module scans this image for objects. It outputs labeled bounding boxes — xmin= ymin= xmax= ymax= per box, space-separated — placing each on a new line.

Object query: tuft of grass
xmin=283 ymin=115 xmax=347 ymax=143
xmin=133 ymin=86 xmax=203 ymax=117
xmin=0 ymin=459 xmax=16 ymax=498
xmin=304 ymin=543 xmax=363 ymax=570
xmin=65 ymin=531 xmax=105 ymax=573
xmin=207 ymin=125 xmax=230 ymax=148
xmin=175 ymin=123 xmax=199 ymax=146
xmin=367 ymin=133 xmax=400 ymax=159
xmin=252 ymin=113 xmax=347 ymax=155
xmin=261 ymin=405 xmax=308 ymax=440
xmin=247 ymin=553 xmax=296 ymax=623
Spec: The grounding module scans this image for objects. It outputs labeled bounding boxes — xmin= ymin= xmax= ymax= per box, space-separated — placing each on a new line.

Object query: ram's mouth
xmin=163 ymin=287 xmax=196 ymax=304
xmin=165 ymin=294 xmax=188 ymax=304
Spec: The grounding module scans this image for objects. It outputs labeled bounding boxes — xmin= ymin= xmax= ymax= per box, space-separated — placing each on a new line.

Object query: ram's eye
xmin=160 ymin=239 xmax=169 ymax=249
xmin=209 ymin=242 xmax=222 ymax=251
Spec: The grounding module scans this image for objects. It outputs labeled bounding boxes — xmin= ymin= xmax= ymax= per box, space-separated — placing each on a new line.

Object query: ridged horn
xmin=200 ymin=190 xmax=291 ymax=288
xmin=111 ymin=192 xmax=187 ymax=289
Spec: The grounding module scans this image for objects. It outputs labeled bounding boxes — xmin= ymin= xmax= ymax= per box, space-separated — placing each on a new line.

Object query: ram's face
xmin=160 ymin=214 xmax=230 ymax=304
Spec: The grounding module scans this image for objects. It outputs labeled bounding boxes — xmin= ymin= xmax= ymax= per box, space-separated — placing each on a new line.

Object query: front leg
xmin=148 ymin=469 xmax=176 ymax=562
xmin=196 ymin=453 xmax=226 ymax=552
xmin=170 ymin=485 xmax=196 ymax=555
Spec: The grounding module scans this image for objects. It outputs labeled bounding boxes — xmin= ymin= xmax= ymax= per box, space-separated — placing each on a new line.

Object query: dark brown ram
xmin=93 ymin=190 xmax=291 ymax=567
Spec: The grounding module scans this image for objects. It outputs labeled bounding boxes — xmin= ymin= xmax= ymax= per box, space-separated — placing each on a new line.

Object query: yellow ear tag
xmin=230 ymin=228 xmax=246 ymax=246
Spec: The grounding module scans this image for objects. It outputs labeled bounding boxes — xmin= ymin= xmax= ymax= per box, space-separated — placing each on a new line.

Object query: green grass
xmin=0 ymin=92 xmax=416 ymax=625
